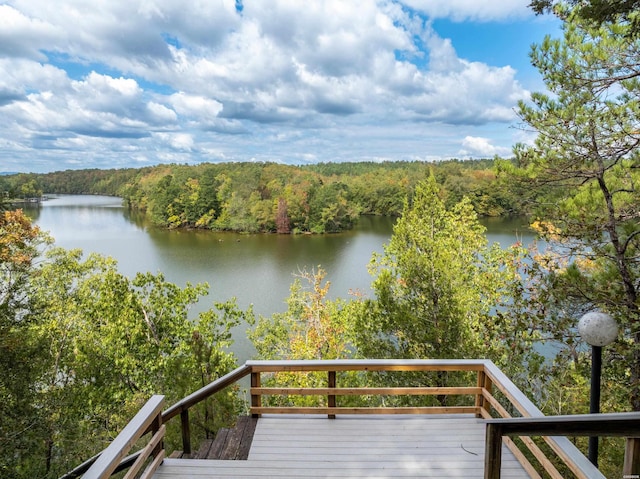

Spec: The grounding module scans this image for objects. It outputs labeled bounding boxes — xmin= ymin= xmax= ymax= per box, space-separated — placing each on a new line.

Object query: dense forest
xmin=1 ymin=158 xmax=527 ymax=234
xmin=2 ymin=2 xmax=640 ymax=478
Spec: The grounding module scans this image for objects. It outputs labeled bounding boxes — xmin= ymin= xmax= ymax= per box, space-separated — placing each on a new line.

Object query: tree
xmin=30 ymin=250 xmax=249 ymax=476
xmin=275 ymin=197 xmax=291 ymax=234
xmin=353 ymin=176 xmax=531 ymax=404
xmin=507 ymin=13 xmax=640 ymax=409
xmin=249 ymin=267 xmax=355 ymax=406
xmin=530 ymin=0 xmax=640 ymax=36
xmin=0 ymin=210 xmax=52 ymax=478
xmin=0 ymin=229 xmax=250 ymax=478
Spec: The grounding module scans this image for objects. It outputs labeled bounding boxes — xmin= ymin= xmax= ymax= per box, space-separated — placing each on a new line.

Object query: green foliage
xmin=346 ymin=175 xmax=540 ymax=406
xmin=530 ymin=0 xmax=640 ymax=37
xmin=0 ymin=210 xmax=52 ymax=479
xmin=355 ymin=176 xmax=526 ymax=361
xmin=8 ymin=159 xmax=528 ymax=234
xmin=511 ymin=12 xmax=640 ymax=411
xmin=0 ymin=212 xmax=251 ymax=477
xmin=249 ymin=267 xmax=357 ymax=406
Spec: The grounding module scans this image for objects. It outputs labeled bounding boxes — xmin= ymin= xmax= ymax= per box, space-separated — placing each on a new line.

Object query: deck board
xmin=153 ymin=415 xmax=532 ymax=478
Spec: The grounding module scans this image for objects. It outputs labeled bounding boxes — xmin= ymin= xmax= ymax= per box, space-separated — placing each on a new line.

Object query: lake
xmin=26 ymin=195 xmax=534 ymax=361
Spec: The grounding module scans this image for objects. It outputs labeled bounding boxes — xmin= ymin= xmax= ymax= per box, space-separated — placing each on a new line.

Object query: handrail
xmin=162 ymin=364 xmax=252 ymax=422
xmin=61 ymin=359 xmax=631 ymax=479
xmin=82 ymin=395 xmax=165 ymax=479
xmin=61 ymin=366 xmax=253 ymax=479
xmin=480 ymin=361 xmax=609 ymax=479
xmin=247 ymin=358 xmax=486 ymax=416
xmin=484 ymin=412 xmax=640 ymax=479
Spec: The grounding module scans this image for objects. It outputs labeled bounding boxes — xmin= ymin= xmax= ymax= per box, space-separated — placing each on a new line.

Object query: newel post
xmin=251 ymin=371 xmax=261 ymax=418
xmin=484 ymin=423 xmax=503 ymax=479
xmin=180 ymin=409 xmax=191 ymax=456
xmin=328 ymin=370 xmax=336 ymax=419
xmin=476 ymin=370 xmax=486 ymax=417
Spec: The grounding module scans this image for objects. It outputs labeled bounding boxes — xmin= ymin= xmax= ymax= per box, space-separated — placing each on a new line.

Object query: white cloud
xmin=170 ymin=92 xmax=223 ymax=119
xmin=0 ymin=0 xmax=541 ymax=172
xmin=0 ymin=5 xmax=62 ymax=59
xmin=399 ymin=0 xmax=531 ymax=22
xmin=459 ymin=136 xmax=511 ymax=157
xmin=155 ymin=132 xmax=194 ymax=151
xmin=146 ymin=102 xmax=177 ymax=123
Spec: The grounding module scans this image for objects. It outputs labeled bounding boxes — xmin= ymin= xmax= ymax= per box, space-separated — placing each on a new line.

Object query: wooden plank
xmin=483 ymin=388 xmax=512 ymax=419
xmin=252 ymin=386 xmax=481 ymax=396
xmin=219 ymin=416 xmax=256 ymax=460
xmin=517 ymin=436 xmax=563 ymax=479
xmin=485 ymin=413 xmax=619 ymax=479
xmin=235 ymin=417 xmax=258 ymax=460
xmin=220 ymin=425 xmax=243 ymax=459
xmin=503 ymin=437 xmax=542 ymax=479
xmin=328 ymin=371 xmax=336 ymax=419
xmin=482 ymin=362 xmax=540 ymax=418
xmin=251 ymin=372 xmax=261 ymax=418
xmin=247 ymin=358 xmax=486 ymax=373
xmin=486 ymin=412 xmax=640 ymax=437
xmin=481 ymin=362 xmax=607 ymax=479
xmin=485 ymin=422 xmax=503 ymax=479
xmin=476 ymin=371 xmax=487 ymax=412
xmin=250 ymin=406 xmax=479 ymax=415
xmin=152 ymin=415 xmax=530 ymax=479
xmin=179 ymin=409 xmax=191 ymax=455
xmin=154 ymin=460 xmax=531 ymax=478
xmin=207 ymin=430 xmax=228 ymax=459
xmin=123 ymin=425 xmax=165 ymax=479
xmin=192 ymin=438 xmax=214 ymax=459
xmin=139 ymin=450 xmax=164 ymax=479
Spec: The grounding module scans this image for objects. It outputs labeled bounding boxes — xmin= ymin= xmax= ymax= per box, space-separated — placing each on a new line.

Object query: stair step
xmin=192 ymin=416 xmax=258 ymax=460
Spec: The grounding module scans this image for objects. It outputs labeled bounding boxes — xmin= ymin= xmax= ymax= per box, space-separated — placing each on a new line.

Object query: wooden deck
xmin=153 ymin=415 xmax=531 ymax=478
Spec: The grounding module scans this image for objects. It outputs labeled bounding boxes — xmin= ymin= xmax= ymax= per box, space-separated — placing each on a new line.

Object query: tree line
xmin=1 ymin=158 xmax=526 ymax=234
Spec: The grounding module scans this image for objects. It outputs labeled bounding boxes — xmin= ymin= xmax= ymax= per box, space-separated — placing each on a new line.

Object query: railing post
xmin=180 ymin=409 xmax=191 ymax=456
xmin=152 ymin=408 xmax=163 ymax=457
xmin=624 ymin=437 xmax=640 ymax=476
xmin=484 ymin=423 xmax=503 ymax=479
xmin=328 ymin=371 xmax=336 ymax=419
xmin=476 ymin=370 xmax=486 ymax=417
xmin=251 ymin=371 xmax=261 ymax=418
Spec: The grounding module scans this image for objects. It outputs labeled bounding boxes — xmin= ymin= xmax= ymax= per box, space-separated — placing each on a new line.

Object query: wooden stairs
xmin=173 ymin=416 xmax=258 ymax=460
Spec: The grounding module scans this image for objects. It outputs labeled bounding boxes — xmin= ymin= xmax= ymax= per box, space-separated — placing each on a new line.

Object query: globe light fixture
xmin=578 ymin=311 xmax=619 ymax=467
xmin=578 ymin=311 xmax=619 ymax=347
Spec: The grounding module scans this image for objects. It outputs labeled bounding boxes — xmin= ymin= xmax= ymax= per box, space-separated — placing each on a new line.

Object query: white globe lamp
xmin=578 ymin=311 xmax=618 ymax=467
xmin=578 ymin=311 xmax=619 ymax=347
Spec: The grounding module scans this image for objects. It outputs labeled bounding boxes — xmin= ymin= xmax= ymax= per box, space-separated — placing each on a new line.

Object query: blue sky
xmin=0 ymin=0 xmax=559 ymax=173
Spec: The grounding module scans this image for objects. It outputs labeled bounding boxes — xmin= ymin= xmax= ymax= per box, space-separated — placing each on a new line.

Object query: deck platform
xmin=153 ymin=415 xmax=531 ymax=478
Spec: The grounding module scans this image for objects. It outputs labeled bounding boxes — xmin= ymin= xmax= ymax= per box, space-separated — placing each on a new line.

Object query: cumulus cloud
xmin=0 ymin=5 xmax=62 ymax=59
xmin=0 ymin=0 xmax=539 ymax=172
xmin=459 ymin=136 xmax=512 ymax=157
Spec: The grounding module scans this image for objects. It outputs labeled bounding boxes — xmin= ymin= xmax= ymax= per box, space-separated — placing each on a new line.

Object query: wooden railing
xmin=82 ymin=395 xmax=165 ymax=479
xmin=248 ymin=359 xmax=487 ymax=416
xmin=484 ymin=413 xmax=640 ymax=479
xmin=62 ymin=359 xmax=637 ymax=479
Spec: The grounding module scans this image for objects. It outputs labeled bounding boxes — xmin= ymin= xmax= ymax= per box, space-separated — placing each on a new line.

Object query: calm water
xmin=26 ymin=195 xmax=534 ymax=361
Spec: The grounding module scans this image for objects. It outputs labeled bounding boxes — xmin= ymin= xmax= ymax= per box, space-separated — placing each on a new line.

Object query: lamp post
xmin=577 ymin=311 xmax=619 ymax=467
